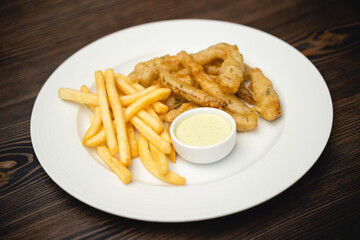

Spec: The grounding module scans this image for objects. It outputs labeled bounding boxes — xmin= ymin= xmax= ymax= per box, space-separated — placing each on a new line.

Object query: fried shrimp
xmin=158 ymin=69 xmax=226 ymax=109
xmin=128 ymin=55 xmax=181 ymax=87
xmin=249 ymin=68 xmax=282 ymax=120
xmin=177 ymin=51 xmax=258 ymax=131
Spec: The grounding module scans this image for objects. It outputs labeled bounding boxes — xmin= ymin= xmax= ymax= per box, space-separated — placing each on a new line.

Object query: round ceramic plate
xmin=31 ymin=19 xmax=333 ymax=222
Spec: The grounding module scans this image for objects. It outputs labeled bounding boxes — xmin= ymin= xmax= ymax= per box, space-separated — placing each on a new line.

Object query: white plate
xmin=31 ymin=19 xmax=333 ymax=222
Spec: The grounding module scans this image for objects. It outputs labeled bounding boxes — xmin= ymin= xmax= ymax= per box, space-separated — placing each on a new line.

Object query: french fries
xmin=82 ymin=107 xmax=102 ymax=144
xmin=130 ymin=116 xmax=171 ymax=154
xmin=149 ymin=142 xmax=168 ymax=175
xmin=97 ymin=146 xmax=132 ymax=184
xmin=138 ymin=134 xmax=185 ymax=185
xmin=80 ymin=85 xmax=96 ymax=111
xmin=126 ymin=122 xmax=138 ymax=158
xmin=124 ymin=88 xmax=171 ymax=121
xmin=105 ymin=69 xmax=131 ymax=166
xmin=59 ymin=68 xmax=182 ymax=185
xmin=58 ymin=88 xmax=98 ymax=105
xmin=95 ymin=70 xmax=118 ymax=156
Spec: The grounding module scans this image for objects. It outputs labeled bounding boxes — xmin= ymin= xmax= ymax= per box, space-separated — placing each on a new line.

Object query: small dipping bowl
xmin=170 ymin=107 xmax=237 ymax=164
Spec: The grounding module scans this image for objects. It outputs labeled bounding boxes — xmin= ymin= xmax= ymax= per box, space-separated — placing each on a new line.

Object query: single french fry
xmin=119 ymin=86 xmax=157 ymax=106
xmin=82 ymin=107 xmax=102 ymax=144
xmin=80 ymin=85 xmax=96 ymax=111
xmin=95 ymin=70 xmax=118 ymax=155
xmin=149 ymin=143 xmax=168 ymax=175
xmin=126 ymin=122 xmax=138 ymax=158
xmin=89 ymin=114 xmax=95 ymax=122
xmin=137 ymin=110 xmax=163 ymax=134
xmin=105 ymin=69 xmax=131 ymax=166
xmin=97 ymin=146 xmax=132 ymax=184
xmin=152 ymin=103 xmax=169 ymax=114
xmin=160 ymin=131 xmax=171 ymax=143
xmin=124 ymin=88 xmax=171 ymax=121
xmin=115 ymin=76 xmax=137 ymax=95
xmin=168 ymin=145 xmax=176 ymax=163
xmin=138 ymin=134 xmax=185 ymax=185
xmin=130 ymin=116 xmax=171 ymax=154
xmin=85 ymin=126 xmax=106 ymax=146
xmin=58 ymin=88 xmax=98 ymax=105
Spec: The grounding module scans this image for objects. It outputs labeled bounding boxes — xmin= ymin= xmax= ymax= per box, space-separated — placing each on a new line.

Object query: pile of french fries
xmin=58 ymin=68 xmax=185 ymax=185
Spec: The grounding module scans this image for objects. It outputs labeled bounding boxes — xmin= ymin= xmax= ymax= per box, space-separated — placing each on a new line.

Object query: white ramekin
xmin=170 ymin=107 xmax=237 ymax=164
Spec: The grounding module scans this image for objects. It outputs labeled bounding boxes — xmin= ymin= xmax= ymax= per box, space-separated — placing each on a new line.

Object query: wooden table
xmin=1 ymin=0 xmax=359 ymax=238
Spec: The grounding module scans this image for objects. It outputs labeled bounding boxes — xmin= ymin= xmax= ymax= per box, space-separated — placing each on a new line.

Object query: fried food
xmin=124 ymin=88 xmax=171 ymax=121
xmin=158 ymin=69 xmax=226 ymax=109
xmin=130 ymin=115 xmax=171 ymax=154
xmin=138 ymin=134 xmax=185 ymax=185
xmin=249 ymin=68 xmax=282 ymax=120
xmin=218 ymin=45 xmax=244 ymax=94
xmin=192 ymin=44 xmax=227 ymax=65
xmin=177 ymin=51 xmax=258 ymax=131
xmin=162 ymin=93 xmax=186 ymax=110
xmin=192 ymin=43 xmax=245 ymax=94
xmin=236 ymin=82 xmax=255 ymax=105
xmin=128 ymin=55 xmax=181 ymax=87
xmin=95 ymin=70 xmax=118 ymax=156
xmin=82 ymin=107 xmax=102 ymax=145
xmin=97 ymin=146 xmax=132 ymax=184
xmin=244 ymin=63 xmax=253 ymax=80
xmin=203 ymin=59 xmax=222 ymax=75
xmin=59 ymin=43 xmax=283 ymax=186
xmin=58 ymin=88 xmax=98 ymax=105
xmin=105 ymin=69 xmax=131 ymax=166
xmin=165 ymin=102 xmax=200 ymax=124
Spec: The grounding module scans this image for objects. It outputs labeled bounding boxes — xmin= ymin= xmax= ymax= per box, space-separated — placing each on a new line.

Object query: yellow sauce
xmin=175 ymin=113 xmax=232 ymax=146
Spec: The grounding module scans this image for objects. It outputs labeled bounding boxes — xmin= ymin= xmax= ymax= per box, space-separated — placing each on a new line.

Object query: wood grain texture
xmin=1 ymin=0 xmax=359 ymax=239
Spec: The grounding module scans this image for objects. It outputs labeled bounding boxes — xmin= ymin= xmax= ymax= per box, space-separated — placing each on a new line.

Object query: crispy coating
xmin=192 ymin=46 xmax=226 ymax=65
xmin=162 ymin=93 xmax=186 ymax=110
xmin=177 ymin=51 xmax=258 ymax=131
xmin=244 ymin=63 xmax=253 ymax=80
xmin=128 ymin=55 xmax=181 ymax=87
xmin=158 ymin=70 xmax=226 ymax=109
xmin=192 ymin=43 xmax=245 ymax=94
xmin=249 ymin=68 xmax=282 ymax=120
xmin=165 ymin=103 xmax=199 ymax=124
xmin=236 ymin=81 xmax=255 ymax=105
xmin=203 ymin=59 xmax=222 ymax=75
xmin=225 ymin=110 xmax=258 ymax=132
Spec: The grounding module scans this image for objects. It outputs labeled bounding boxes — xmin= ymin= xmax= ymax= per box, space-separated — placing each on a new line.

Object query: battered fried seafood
xmin=192 ymin=43 xmax=245 ymax=95
xmin=127 ymin=42 xmax=282 ymax=132
xmin=249 ymin=68 xmax=282 ymax=120
xmin=129 ymin=55 xmax=181 ymax=87
xmin=165 ymin=103 xmax=199 ymax=124
xmin=162 ymin=93 xmax=186 ymax=110
xmin=236 ymin=82 xmax=255 ymax=105
xmin=177 ymin=51 xmax=258 ymax=131
xmin=158 ymin=70 xmax=226 ymax=109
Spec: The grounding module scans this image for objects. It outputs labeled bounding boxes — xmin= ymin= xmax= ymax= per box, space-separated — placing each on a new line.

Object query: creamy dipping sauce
xmin=175 ymin=113 xmax=232 ymax=146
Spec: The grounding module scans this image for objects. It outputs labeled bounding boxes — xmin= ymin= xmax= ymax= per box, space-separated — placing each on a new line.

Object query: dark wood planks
xmin=1 ymin=0 xmax=359 ymax=239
